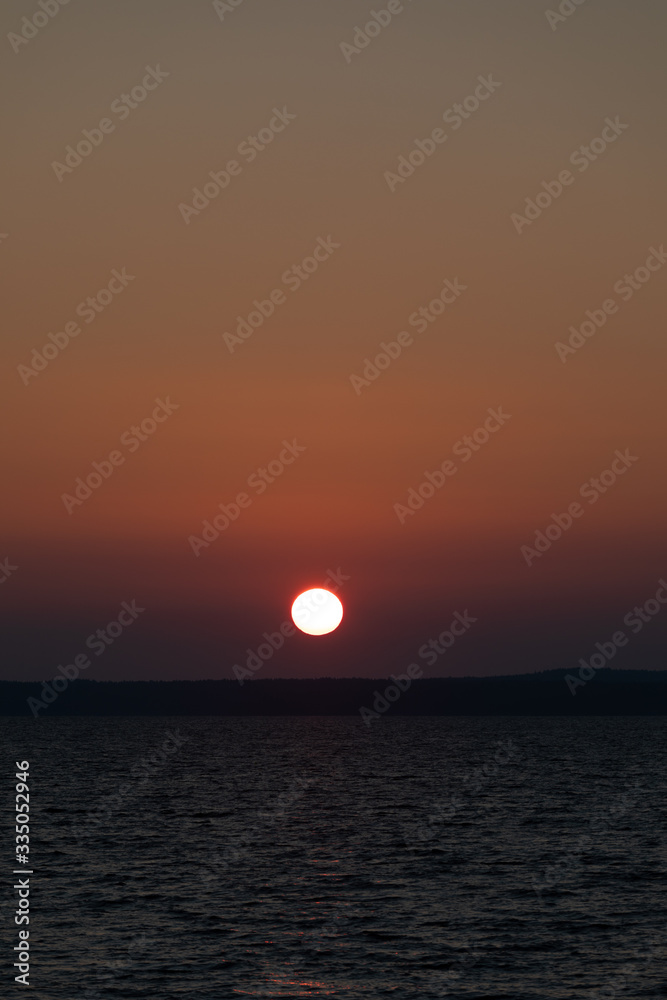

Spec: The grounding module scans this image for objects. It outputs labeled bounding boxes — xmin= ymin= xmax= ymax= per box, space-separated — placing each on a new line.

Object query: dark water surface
xmin=2 ymin=717 xmax=666 ymax=998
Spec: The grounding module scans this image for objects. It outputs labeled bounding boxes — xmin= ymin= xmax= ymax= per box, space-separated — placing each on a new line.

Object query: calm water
xmin=2 ymin=716 xmax=666 ymax=998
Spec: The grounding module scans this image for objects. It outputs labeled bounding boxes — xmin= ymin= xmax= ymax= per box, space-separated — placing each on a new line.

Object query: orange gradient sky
xmin=2 ymin=0 xmax=666 ymax=680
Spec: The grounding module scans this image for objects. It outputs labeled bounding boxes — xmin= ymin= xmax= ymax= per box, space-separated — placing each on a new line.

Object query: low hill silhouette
xmin=1 ymin=668 xmax=666 ymax=716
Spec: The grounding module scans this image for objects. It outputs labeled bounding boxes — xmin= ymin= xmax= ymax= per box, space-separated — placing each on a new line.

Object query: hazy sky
xmin=2 ymin=0 xmax=666 ymax=681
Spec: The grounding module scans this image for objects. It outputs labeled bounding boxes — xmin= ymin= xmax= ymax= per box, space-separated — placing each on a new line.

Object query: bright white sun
xmin=291 ymin=589 xmax=344 ymax=636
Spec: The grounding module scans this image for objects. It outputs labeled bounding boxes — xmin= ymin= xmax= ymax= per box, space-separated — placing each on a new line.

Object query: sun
xmin=291 ymin=589 xmax=343 ymax=636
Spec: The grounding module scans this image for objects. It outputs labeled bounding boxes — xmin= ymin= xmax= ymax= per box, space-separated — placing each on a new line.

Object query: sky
xmin=1 ymin=0 xmax=666 ymax=682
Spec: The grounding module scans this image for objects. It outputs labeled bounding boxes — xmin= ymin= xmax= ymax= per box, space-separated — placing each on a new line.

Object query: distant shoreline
xmin=1 ymin=670 xmax=666 ymax=717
